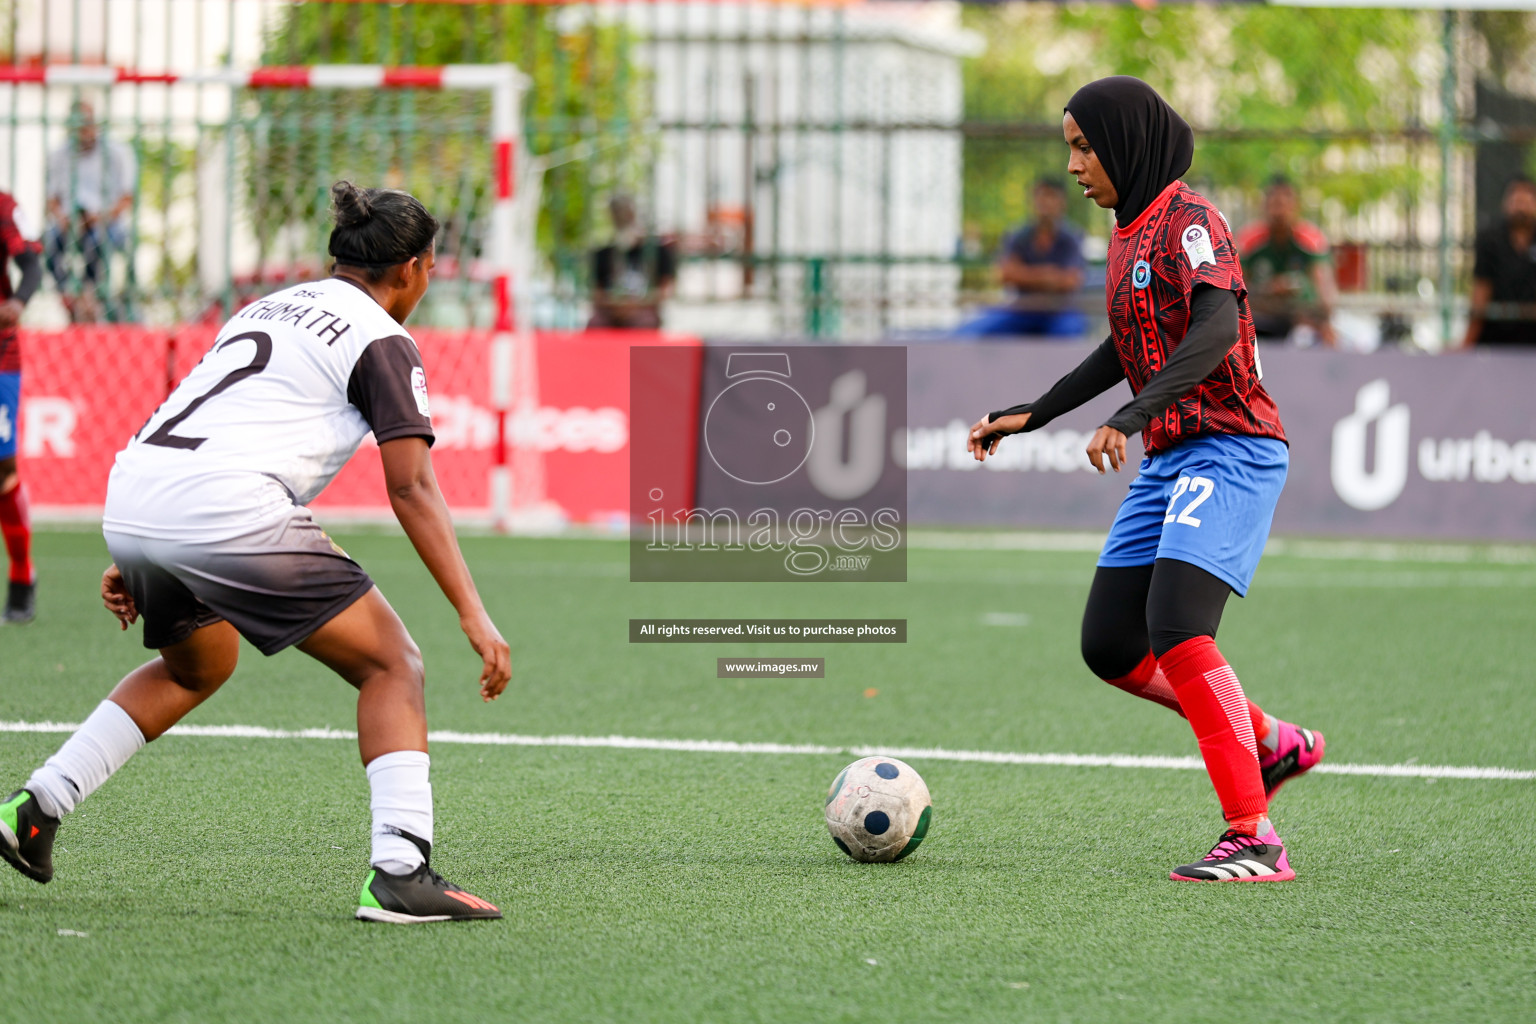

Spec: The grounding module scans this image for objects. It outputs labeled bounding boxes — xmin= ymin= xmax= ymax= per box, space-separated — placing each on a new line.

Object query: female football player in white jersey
xmin=1 ymin=182 xmax=510 ymax=923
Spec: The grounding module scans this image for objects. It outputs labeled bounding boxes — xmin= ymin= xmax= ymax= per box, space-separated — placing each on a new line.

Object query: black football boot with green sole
xmin=0 ymin=790 xmax=59 ymax=883
xmin=355 ymin=829 xmax=501 ymax=923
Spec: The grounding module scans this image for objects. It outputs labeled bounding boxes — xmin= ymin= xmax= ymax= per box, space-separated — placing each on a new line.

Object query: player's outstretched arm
xmin=967 ymin=336 xmax=1125 ymax=462
xmin=379 ymin=437 xmax=511 ymax=702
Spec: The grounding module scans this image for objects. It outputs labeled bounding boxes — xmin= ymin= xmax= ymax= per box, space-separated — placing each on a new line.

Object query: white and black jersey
xmin=105 ymin=277 xmax=434 ymax=540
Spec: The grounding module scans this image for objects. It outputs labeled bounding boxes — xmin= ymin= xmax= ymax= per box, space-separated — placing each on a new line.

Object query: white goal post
xmin=0 ymin=63 xmax=538 ymax=529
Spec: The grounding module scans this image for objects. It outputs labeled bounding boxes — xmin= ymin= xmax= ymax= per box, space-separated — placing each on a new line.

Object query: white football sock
xmin=25 ymin=700 xmax=146 ymax=818
xmin=366 ymin=749 xmax=433 ymax=875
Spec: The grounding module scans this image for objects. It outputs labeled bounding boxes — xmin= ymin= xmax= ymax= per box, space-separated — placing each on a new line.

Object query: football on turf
xmin=824 ymin=756 xmax=932 ymax=862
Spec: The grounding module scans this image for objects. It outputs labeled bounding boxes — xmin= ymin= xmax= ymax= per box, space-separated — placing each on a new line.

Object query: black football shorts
xmin=104 ymin=509 xmax=375 ymax=655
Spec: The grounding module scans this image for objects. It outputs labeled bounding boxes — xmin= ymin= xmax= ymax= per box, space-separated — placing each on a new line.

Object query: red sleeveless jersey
xmin=1105 ymin=181 xmax=1286 ymax=456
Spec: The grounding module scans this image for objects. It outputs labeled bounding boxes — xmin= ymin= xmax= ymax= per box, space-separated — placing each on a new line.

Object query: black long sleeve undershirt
xmin=11 ymin=250 xmax=40 ymax=304
xmin=1102 ymin=285 xmax=1238 ymax=437
xmin=989 ymin=335 xmax=1123 ymax=430
xmin=989 ymin=284 xmax=1239 ymax=439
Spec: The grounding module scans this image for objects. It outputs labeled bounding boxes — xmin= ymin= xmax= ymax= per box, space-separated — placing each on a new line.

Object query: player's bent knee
xmin=356 ymin=638 xmax=424 ymax=698
xmin=1080 ymin=629 xmax=1147 ymax=682
xmin=157 ymin=622 xmax=240 ymax=694
xmin=396 ymin=639 xmax=425 ymax=692
xmin=162 ymin=658 xmax=235 ymax=694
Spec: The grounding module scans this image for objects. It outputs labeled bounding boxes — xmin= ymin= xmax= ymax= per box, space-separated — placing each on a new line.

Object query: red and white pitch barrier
xmin=0 ymin=63 xmax=515 ymax=90
xmin=2 ymin=64 xmax=533 ymax=530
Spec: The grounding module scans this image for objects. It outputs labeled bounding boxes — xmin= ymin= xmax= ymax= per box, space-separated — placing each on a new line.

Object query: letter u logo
xmin=807 ymin=370 xmax=886 ymax=500
xmin=1330 ymin=379 xmax=1410 ymax=511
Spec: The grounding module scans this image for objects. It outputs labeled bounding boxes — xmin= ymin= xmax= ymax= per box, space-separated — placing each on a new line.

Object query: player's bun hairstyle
xmin=328 ymin=181 xmax=439 ymax=281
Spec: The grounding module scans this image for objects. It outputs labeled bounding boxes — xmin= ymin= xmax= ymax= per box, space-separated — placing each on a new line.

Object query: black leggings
xmin=1080 ymin=559 xmax=1233 ymax=679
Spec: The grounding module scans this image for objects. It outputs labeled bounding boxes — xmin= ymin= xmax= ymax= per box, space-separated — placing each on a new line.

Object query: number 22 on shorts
xmin=1164 ymin=475 xmax=1214 ymax=527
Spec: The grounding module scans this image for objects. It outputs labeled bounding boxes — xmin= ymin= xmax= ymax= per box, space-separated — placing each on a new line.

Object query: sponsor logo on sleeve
xmin=410 ymin=366 xmax=430 ymax=418
xmin=1181 ymin=225 xmax=1216 ymax=270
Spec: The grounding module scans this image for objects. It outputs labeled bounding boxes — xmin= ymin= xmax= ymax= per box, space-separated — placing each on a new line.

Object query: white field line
xmin=905 ymin=530 xmax=1536 ymax=565
xmin=35 ymin=521 xmax=1536 ymax=564
xmin=2 ymin=720 xmax=1532 ymax=781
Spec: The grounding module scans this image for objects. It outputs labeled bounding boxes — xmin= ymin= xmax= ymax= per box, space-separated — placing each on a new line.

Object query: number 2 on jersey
xmin=140 ymin=331 xmax=273 ymax=450
xmin=1164 ymin=475 xmax=1214 ymax=527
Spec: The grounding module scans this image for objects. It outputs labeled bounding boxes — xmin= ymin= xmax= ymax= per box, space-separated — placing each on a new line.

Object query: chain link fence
xmin=1 ymin=0 xmax=1518 ymax=346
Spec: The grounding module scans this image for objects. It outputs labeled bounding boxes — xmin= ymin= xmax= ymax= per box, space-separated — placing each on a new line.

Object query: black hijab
xmin=1065 ymin=77 xmax=1194 ymax=229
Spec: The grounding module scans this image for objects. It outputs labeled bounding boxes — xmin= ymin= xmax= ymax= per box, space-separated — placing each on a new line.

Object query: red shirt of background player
xmin=1106 ymin=179 xmax=1286 ymax=456
xmin=0 ymin=192 xmax=42 ymax=374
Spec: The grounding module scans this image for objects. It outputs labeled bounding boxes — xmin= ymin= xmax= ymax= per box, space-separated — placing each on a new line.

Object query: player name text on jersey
xmin=234 ymin=297 xmax=352 ymax=346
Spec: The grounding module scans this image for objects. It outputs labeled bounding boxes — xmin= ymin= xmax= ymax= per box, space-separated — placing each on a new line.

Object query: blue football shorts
xmin=1097 ymin=433 xmax=1289 ymax=597
xmin=0 ymin=372 xmax=19 ymax=460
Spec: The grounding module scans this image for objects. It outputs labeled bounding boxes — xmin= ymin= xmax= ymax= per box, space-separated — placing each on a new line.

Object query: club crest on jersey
xmin=1181 ymin=225 xmax=1216 ymax=269
xmin=1132 ymin=260 xmax=1152 ymax=289
xmin=410 ymin=366 xmax=431 ymax=418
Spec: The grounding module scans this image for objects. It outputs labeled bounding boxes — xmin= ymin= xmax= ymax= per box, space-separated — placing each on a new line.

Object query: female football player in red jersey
xmin=2 ymin=183 xmax=508 ymax=921
xmin=0 ymin=190 xmax=43 ymax=623
xmin=967 ymin=77 xmax=1326 ymax=882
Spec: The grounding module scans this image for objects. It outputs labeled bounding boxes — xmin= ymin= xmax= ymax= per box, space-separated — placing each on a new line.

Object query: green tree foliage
xmin=249 ymin=2 xmax=646 ymax=277
xmin=961 ymin=4 xmax=1439 ymax=249
xmin=1472 ymin=11 xmax=1536 ymax=86
xmin=1471 ymin=11 xmax=1536 ymax=182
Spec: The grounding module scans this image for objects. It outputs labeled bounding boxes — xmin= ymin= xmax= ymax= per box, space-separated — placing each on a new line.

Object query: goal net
xmin=0 ymin=64 xmax=542 ymax=526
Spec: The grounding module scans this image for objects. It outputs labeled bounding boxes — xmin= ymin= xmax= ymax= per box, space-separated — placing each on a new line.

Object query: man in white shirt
xmin=43 ymin=101 xmax=137 ymax=323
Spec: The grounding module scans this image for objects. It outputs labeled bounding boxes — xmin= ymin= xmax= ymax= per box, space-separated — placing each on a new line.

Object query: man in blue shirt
xmin=956 ymin=179 xmax=1088 ymax=338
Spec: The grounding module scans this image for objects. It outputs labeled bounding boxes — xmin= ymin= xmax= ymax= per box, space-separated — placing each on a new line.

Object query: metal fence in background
xmin=0 ymin=0 xmax=1513 ymax=346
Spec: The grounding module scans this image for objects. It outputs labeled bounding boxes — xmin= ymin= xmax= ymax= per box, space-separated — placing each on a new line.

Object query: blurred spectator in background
xmin=1238 ymin=176 xmax=1336 ymax=346
xmin=44 ymin=101 xmax=136 ymax=324
xmin=955 ymin=179 xmax=1087 ymax=337
xmin=588 ymin=194 xmax=677 ymax=330
xmin=1462 ymin=177 xmax=1536 ymax=348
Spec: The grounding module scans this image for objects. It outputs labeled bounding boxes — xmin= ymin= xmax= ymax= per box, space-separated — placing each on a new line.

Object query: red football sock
xmin=1104 ymin=650 xmax=1184 ymax=716
xmin=0 ymin=480 xmax=33 ymax=585
xmin=1160 ymin=636 xmax=1268 ymax=832
xmin=1101 ymin=653 xmax=1273 ymax=764
xmin=1250 ymin=702 xmax=1273 ymax=753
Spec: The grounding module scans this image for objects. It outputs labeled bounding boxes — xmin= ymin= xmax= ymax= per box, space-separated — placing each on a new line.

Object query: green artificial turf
xmin=1 ymin=529 xmax=1533 ymax=1023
